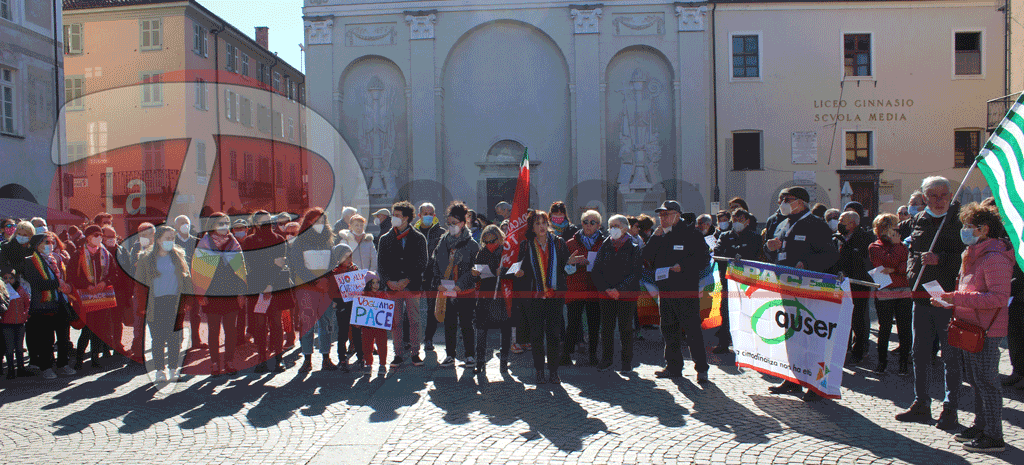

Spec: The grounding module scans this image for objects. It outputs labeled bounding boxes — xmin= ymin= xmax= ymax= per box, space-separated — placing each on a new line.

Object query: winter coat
xmin=376 ymin=226 xmax=428 ymax=293
xmin=906 ymin=208 xmax=964 ymax=302
xmin=832 ymin=227 xmax=875 ymax=282
xmin=135 ymin=245 xmax=194 ymax=323
xmin=1 ymin=281 xmax=30 ymax=325
xmin=769 ymin=212 xmax=839 ymax=274
xmin=474 ymin=245 xmax=510 ymax=329
xmin=337 ymin=230 xmax=377 ymax=273
xmin=514 ymin=234 xmax=571 ymax=298
xmin=565 ymin=229 xmax=605 ymax=302
xmin=641 ymin=222 xmax=710 ymax=297
xmin=869 ymin=238 xmax=911 ymax=299
xmin=591 ymin=237 xmax=642 ymax=302
xmin=949 ymin=237 xmax=1013 ymax=338
xmin=430 ymin=228 xmax=480 ymax=297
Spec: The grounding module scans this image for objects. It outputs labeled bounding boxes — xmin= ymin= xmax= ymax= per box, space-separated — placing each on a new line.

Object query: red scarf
xmin=394 ymin=226 xmax=411 ymax=243
xmin=208 ymin=231 xmax=234 ymax=250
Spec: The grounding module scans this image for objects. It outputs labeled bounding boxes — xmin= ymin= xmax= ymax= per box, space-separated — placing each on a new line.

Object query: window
xmin=257 ymin=104 xmax=270 ymax=133
xmin=66 ymin=76 xmax=85 ymax=110
xmin=955 ymin=31 xmax=982 ymax=76
xmin=1 ymin=68 xmax=14 ymax=135
xmin=731 ymin=34 xmax=759 ymax=79
xmin=140 ymin=71 xmax=162 ymax=106
xmin=196 ymin=140 xmax=207 ymax=176
xmin=732 ymin=131 xmax=761 ymax=170
xmin=284 ymin=76 xmax=291 ymax=99
xmin=226 ymin=44 xmax=237 ymax=73
xmin=142 ymin=140 xmax=164 ymax=171
xmin=244 ymin=152 xmax=254 ymax=182
xmin=954 ymin=129 xmax=982 ymax=168
xmin=193 ymin=24 xmax=208 ymax=57
xmin=845 ymin=131 xmax=872 ymax=166
xmin=258 ymin=63 xmax=267 ymax=84
xmin=67 ymin=142 xmax=88 ymax=164
xmin=844 ymin=33 xmax=871 ymax=77
xmin=1 ymin=0 xmax=11 ymax=21
xmin=273 ymin=110 xmax=282 ymax=137
xmin=273 ymin=72 xmax=281 ymax=91
xmin=64 ymin=24 xmax=83 ymax=55
xmin=87 ymin=121 xmax=108 ymax=158
xmin=229 ymin=150 xmax=237 ymax=179
xmin=240 ymin=53 xmax=249 ymax=76
xmin=288 ymin=117 xmax=294 ymax=141
xmin=140 ymin=19 xmax=162 ymax=51
xmin=224 ymin=89 xmax=236 ymax=121
xmin=194 ymin=78 xmax=208 ymax=110
xmin=239 ymin=95 xmax=251 ymax=127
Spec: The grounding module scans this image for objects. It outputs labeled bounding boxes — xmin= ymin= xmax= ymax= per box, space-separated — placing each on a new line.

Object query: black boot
xmin=874 ymin=355 xmax=888 ymax=374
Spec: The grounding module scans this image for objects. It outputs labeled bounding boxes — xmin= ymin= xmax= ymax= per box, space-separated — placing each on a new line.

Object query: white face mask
xmin=104 ymin=238 xmax=117 ymax=247
xmin=160 ymin=240 xmax=174 ymax=252
xmin=448 ymin=224 xmax=462 ymax=236
xmin=391 ymin=215 xmax=402 ymax=228
xmin=608 ymin=226 xmax=623 ymax=240
xmin=374 ymin=217 xmax=381 ymax=226
xmin=139 ymin=237 xmax=151 ymax=248
xmin=312 ymin=223 xmax=324 ymax=233
xmin=732 ymin=222 xmax=746 ymax=233
xmin=718 ymin=222 xmax=730 ymax=231
xmin=15 ymin=235 xmax=30 ymax=244
xmin=234 ymin=231 xmax=247 ymax=239
xmin=35 ymin=226 xmax=48 ymax=235
xmin=89 ymin=236 xmax=102 ymax=247
xmin=179 ymin=224 xmax=190 ymax=236
xmin=216 ymin=225 xmax=229 ymax=235
xmin=779 ymin=201 xmax=794 ymax=216
xmin=828 ymin=219 xmax=840 ymax=232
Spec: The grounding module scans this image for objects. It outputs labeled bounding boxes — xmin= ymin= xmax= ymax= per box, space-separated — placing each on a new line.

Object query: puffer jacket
xmin=950 ymin=237 xmax=1013 ymax=338
xmin=337 ymin=230 xmax=377 ymax=273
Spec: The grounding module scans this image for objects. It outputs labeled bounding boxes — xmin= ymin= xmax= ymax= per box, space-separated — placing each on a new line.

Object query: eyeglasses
xmin=482 ymin=239 xmax=498 ymax=245
xmin=582 ymin=220 xmax=599 ymax=226
xmin=215 ymin=222 xmax=230 ymax=227
xmin=447 ymin=222 xmax=461 ymax=227
xmin=779 ymin=197 xmax=797 ymax=204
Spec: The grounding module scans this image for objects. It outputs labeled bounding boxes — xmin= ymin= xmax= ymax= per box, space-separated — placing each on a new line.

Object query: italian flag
xmin=978 ymin=92 xmax=1024 ymax=270
xmin=500 ymin=149 xmax=530 ymax=313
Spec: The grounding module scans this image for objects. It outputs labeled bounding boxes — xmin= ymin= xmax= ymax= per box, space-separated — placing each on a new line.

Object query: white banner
xmin=350 ymin=296 xmax=395 ymax=330
xmin=726 ymin=260 xmax=853 ymax=398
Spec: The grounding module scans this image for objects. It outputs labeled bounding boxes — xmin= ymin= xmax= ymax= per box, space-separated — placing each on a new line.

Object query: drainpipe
xmin=710 ymin=2 xmax=720 ymax=206
xmin=212 ymin=21 xmax=225 ymax=212
xmin=52 ymin=0 xmax=63 ymax=211
xmin=268 ymin=52 xmax=279 ymax=211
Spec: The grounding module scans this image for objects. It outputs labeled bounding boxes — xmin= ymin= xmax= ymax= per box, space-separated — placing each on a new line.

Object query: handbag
xmin=947 ymin=307 xmax=1000 ymax=354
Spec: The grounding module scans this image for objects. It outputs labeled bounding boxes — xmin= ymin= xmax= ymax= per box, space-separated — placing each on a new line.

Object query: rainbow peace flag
xmin=699 ymin=261 xmax=722 ymax=329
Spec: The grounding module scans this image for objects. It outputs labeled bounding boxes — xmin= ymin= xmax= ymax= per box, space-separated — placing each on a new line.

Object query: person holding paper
xmin=376 ymin=201 xmax=428 ymax=369
xmin=833 ymin=211 xmax=875 ymax=366
xmin=712 ymin=208 xmax=761 ymax=354
xmin=472 ymin=225 xmax=512 ymax=374
xmin=430 ymin=202 xmax=481 ymax=368
xmin=591 ymin=215 xmax=642 ymax=373
xmin=337 ymin=214 xmax=376 ymax=365
xmin=242 ymin=211 xmax=290 ymax=374
xmin=1 ymin=266 xmax=30 ymax=379
xmin=134 ymin=226 xmax=194 ymax=383
xmin=68 ymin=224 xmax=114 ymax=370
xmin=868 ymin=213 xmax=912 ymax=375
xmin=193 ymin=213 xmax=248 ymax=376
xmin=641 ymin=200 xmax=711 ymax=382
xmin=514 ymin=210 xmax=573 ymax=385
xmin=563 ymin=209 xmax=605 ymax=367
xmin=328 ymin=243 xmax=357 ymax=373
xmin=896 ymin=176 xmax=965 ymax=429
xmin=930 ymin=203 xmax=1012 ymax=453
xmin=287 ymin=208 xmax=341 ymax=373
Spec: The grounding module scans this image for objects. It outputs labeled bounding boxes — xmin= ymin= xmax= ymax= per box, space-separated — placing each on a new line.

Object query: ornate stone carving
xmin=345 ymin=24 xmax=397 ymax=47
xmin=405 ymin=14 xmax=436 ymax=40
xmin=304 ymin=19 xmax=334 ymax=45
xmin=612 ymin=14 xmax=665 ymax=36
xmin=675 ymin=6 xmax=708 ymax=32
xmin=570 ymin=8 xmax=602 ymax=34
xmin=360 ymin=76 xmax=398 ymax=200
xmin=615 ymin=68 xmax=664 ymax=194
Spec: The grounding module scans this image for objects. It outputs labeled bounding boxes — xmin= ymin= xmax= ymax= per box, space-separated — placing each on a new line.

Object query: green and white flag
xmin=978 ymin=93 xmax=1024 ymax=270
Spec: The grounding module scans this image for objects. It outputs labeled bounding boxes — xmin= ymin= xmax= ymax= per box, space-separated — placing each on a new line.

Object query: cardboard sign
xmin=334 ymin=269 xmax=369 ymax=302
xmin=350 ymin=296 xmax=395 ymax=330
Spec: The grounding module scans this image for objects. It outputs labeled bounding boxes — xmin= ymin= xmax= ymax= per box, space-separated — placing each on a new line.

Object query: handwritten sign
xmin=350 ymin=296 xmax=395 ymax=330
xmin=334 ymin=269 xmax=369 ymax=302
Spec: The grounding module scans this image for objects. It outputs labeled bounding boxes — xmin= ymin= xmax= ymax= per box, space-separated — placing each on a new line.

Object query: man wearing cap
xmin=764 ymin=186 xmax=839 ymax=401
xmin=371 ymin=208 xmax=392 ymax=248
xmin=642 ymin=200 xmax=712 ymax=382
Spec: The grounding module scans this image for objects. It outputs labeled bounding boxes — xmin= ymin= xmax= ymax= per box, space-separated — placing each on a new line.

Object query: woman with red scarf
xmin=562 ymin=209 xmax=605 ymax=367
xmin=193 ymin=212 xmax=248 ymax=376
xmin=242 ymin=211 xmax=292 ymax=373
xmin=68 ymin=225 xmax=113 ymax=370
xmin=22 ymin=234 xmax=76 ymax=379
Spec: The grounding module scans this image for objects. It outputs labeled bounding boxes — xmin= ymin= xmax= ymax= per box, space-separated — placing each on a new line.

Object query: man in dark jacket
xmin=416 ymin=202 xmax=446 ymax=351
xmin=642 ymin=200 xmax=711 ymax=382
xmin=896 ymin=176 xmax=965 ymax=429
xmin=376 ymin=201 xmax=428 ymax=368
xmin=833 ymin=211 xmax=875 ymax=365
xmin=371 ymin=208 xmax=392 ymax=248
xmin=712 ymin=208 xmax=762 ymax=353
xmin=764 ymin=186 xmax=839 ymax=401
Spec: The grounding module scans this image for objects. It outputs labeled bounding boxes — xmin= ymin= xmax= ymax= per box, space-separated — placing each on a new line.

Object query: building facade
xmin=302 ymin=0 xmax=1010 ymax=223
xmin=0 ymin=0 xmax=63 ymax=209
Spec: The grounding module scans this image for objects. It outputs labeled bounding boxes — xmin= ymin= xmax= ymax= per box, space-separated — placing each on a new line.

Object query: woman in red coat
xmin=868 ymin=213 xmax=912 ymax=375
xmin=562 ymin=209 xmax=605 ymax=366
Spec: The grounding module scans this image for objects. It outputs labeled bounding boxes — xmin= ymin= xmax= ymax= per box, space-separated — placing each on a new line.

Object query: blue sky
xmin=201 ymin=0 xmax=306 ymax=73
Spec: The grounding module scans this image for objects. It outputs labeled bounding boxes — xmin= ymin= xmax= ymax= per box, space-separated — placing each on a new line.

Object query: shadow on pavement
xmin=673 ymin=377 xmax=783 ymax=443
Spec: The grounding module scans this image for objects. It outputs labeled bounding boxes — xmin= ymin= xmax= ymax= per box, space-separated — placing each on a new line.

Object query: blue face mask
xmin=960 ymin=227 xmax=980 ymax=246
xmin=925 ymin=207 xmax=945 ymax=218
xmin=15 ymin=235 xmax=30 ymax=245
xmin=907 ymin=206 xmax=920 ymax=216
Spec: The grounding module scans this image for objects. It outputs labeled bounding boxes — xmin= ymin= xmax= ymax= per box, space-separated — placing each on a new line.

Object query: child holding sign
xmin=360 ymin=278 xmax=388 ymax=373
xmin=328 ymin=244 xmax=359 ymax=373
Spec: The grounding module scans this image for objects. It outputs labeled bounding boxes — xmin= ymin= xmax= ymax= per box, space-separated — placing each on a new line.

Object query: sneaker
xmin=768 ymin=381 xmax=803 ymax=394
xmin=41 ymin=368 xmax=57 ymax=380
xmin=389 ymin=357 xmax=404 ymax=368
xmin=963 ymin=434 xmax=1006 ymax=453
xmin=955 ymin=425 xmax=984 ymax=443
xmin=441 ymin=356 xmax=455 ymax=366
xmin=696 ymin=372 xmax=709 ymax=384
xmin=57 ymin=366 xmax=76 ymax=376
xmin=322 ymin=357 xmax=337 ymax=371
xmin=464 ymin=356 xmax=476 ymax=367
xmin=410 ymin=354 xmax=424 ymax=367
xmin=654 ymin=369 xmax=682 ymax=379
xmin=154 ymin=370 xmax=167 ymax=383
xmin=895 ymin=401 xmax=932 ymax=423
xmin=936 ymin=406 xmax=960 ymax=430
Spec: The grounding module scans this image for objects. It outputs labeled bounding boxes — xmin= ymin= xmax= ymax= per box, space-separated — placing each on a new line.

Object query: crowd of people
xmin=0 ymin=174 xmax=1018 ymax=453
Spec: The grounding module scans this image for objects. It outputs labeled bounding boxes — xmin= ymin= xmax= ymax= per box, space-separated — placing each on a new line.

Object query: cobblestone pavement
xmin=2 ymin=318 xmax=1023 ymax=464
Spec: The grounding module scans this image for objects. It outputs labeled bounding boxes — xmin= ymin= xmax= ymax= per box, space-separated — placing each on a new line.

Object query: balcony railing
xmin=988 ymin=93 xmax=1022 ymax=131
xmin=109 ymin=169 xmax=179 ymax=196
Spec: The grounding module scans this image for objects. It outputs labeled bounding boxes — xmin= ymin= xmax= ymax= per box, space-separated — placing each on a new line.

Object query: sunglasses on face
xmin=482 ymin=238 xmax=498 ymax=245
xmin=582 ymin=220 xmax=599 ymax=226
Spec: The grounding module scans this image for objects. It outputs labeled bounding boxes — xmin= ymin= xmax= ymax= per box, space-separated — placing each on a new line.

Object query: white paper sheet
xmin=505 ymin=261 xmax=522 ymax=275
xmin=923 ymin=280 xmax=952 ymax=307
xmin=440 ymin=279 xmax=457 ymax=297
xmin=254 ymin=294 xmax=271 ymax=314
xmin=868 ymin=266 xmax=892 ymax=289
xmin=586 ymin=251 xmax=598 ymax=272
xmin=473 ymin=264 xmax=494 ymax=279
xmin=655 ymin=267 xmax=670 ymax=281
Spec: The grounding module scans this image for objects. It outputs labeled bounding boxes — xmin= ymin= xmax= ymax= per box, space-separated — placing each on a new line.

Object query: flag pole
xmin=911 ymin=157 xmax=980 ymax=293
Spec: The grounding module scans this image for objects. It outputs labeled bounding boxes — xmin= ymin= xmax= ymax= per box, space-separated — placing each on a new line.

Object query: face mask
xmin=179 ymin=224 xmax=191 ymax=236
xmin=104 ymin=238 xmax=117 ymax=247
xmin=551 ymin=215 xmax=566 ymax=224
xmin=89 ymin=236 xmax=103 ymax=247
xmin=732 ymin=222 xmax=746 ymax=233
xmin=160 ymin=240 xmax=174 ymax=252
xmin=925 ymin=207 xmax=945 ymax=218
xmin=718 ymin=222 xmax=730 ymax=231
xmin=15 ymin=235 xmax=30 ymax=245
xmin=837 ymin=224 xmax=848 ymax=235
xmin=779 ymin=201 xmax=794 ymax=216
xmin=391 ymin=215 xmax=402 ymax=228
xmin=139 ymin=237 xmax=151 ymax=248
xmin=421 ymin=215 xmax=433 ymax=225
xmin=234 ymin=231 xmax=247 ymax=239
xmin=908 ymin=206 xmax=920 ymax=216
xmin=216 ymin=225 xmax=230 ymax=235
xmin=608 ymin=227 xmax=623 ymax=240
xmin=486 ymin=242 xmax=500 ymax=253
xmin=42 ymin=245 xmax=53 ymax=255
xmin=374 ymin=217 xmax=381 ymax=226
xmin=828 ymin=219 xmax=839 ymax=232
xmin=312 ymin=223 xmax=324 ymax=234
xmin=960 ymin=227 xmax=980 ymax=246
xmin=448 ymin=224 xmax=462 ymax=236
xmin=35 ymin=226 xmax=48 ymax=235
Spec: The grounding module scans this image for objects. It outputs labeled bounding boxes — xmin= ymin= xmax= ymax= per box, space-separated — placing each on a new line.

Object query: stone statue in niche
xmin=360 ymin=75 xmax=397 ymax=200
xmin=615 ymin=68 xmax=663 ymax=194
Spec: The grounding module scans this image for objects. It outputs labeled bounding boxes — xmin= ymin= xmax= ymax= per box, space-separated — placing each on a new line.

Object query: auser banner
xmin=726 ymin=259 xmax=853 ymax=399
